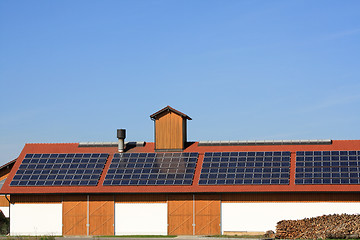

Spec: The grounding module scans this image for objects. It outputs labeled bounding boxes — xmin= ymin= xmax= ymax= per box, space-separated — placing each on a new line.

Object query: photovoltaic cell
xmin=295 ymin=151 xmax=360 ymax=184
xmin=199 ymin=151 xmax=291 ymax=185
xmin=10 ymin=153 xmax=109 ymax=186
xmin=103 ymin=152 xmax=198 ymax=186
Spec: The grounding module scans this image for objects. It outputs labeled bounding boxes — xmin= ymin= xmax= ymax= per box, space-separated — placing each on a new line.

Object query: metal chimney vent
xmin=117 ymin=129 xmax=126 ymax=152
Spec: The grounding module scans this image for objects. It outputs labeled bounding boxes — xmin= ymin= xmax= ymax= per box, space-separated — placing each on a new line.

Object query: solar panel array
xmin=199 ymin=151 xmax=291 ymax=185
xmin=295 ymin=151 xmax=360 ymax=184
xmin=13 ymin=150 xmax=360 ymax=188
xmin=103 ymin=152 xmax=198 ymax=186
xmin=10 ymin=153 xmax=108 ymax=186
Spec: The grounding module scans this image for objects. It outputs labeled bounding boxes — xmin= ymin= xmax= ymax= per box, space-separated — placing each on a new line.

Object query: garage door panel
xmin=89 ymin=195 xmax=114 ymax=236
xmin=168 ymin=200 xmax=193 ymax=215
xmin=63 ymin=195 xmax=87 ymax=236
xmin=195 ymin=195 xmax=220 ymax=235
xmin=168 ymin=215 xmax=193 ymax=235
xmin=195 ymin=215 xmax=220 ymax=235
xmin=168 ymin=194 xmax=193 ymax=235
xmin=196 ymin=200 xmax=220 ymax=215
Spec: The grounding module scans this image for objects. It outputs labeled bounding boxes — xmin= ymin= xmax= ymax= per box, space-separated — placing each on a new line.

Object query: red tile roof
xmin=2 ymin=140 xmax=360 ymax=194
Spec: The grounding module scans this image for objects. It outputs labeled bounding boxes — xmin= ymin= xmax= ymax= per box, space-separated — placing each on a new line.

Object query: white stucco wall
xmin=0 ymin=206 xmax=9 ymax=218
xmin=115 ymin=203 xmax=167 ymax=235
xmin=10 ymin=203 xmax=62 ymax=235
xmin=222 ymin=202 xmax=360 ymax=233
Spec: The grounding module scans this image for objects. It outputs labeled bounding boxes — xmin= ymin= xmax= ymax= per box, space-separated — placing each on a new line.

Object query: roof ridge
xmin=198 ymin=139 xmax=332 ymax=146
xmin=26 ymin=142 xmax=79 ymax=145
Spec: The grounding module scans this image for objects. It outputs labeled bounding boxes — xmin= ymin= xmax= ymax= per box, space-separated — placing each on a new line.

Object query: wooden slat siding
xmin=0 ymin=196 xmax=9 ymax=207
xmin=195 ymin=194 xmax=221 ymax=235
xmin=89 ymin=195 xmax=114 ymax=236
xmin=115 ymin=194 xmax=166 ymax=203
xmin=182 ymin=119 xmax=187 ymax=148
xmin=10 ymin=194 xmax=61 ymax=203
xmin=169 ymin=112 xmax=176 ymax=149
xmin=155 ymin=111 xmax=184 ymax=150
xmin=222 ymin=192 xmax=360 ymax=202
xmin=170 ymin=112 xmax=183 ymax=149
xmin=63 ymin=195 xmax=87 ymax=236
xmin=155 ymin=111 xmax=169 ymax=150
xmin=168 ymin=194 xmax=193 ymax=235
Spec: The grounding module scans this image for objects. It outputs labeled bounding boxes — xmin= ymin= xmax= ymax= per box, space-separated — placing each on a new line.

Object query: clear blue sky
xmin=1 ymin=0 xmax=360 ymax=165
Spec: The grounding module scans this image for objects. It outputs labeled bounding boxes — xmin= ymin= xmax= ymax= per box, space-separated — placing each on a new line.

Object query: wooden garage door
xmin=89 ymin=195 xmax=114 ymax=236
xmin=168 ymin=194 xmax=193 ymax=235
xmin=195 ymin=194 xmax=221 ymax=235
xmin=63 ymin=195 xmax=87 ymax=236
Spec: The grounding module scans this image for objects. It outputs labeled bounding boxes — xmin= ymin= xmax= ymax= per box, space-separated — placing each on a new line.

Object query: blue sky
xmin=1 ymin=0 xmax=360 ymax=165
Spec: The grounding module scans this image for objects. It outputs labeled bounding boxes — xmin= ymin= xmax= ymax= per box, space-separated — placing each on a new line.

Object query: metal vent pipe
xmin=117 ymin=129 xmax=126 ymax=152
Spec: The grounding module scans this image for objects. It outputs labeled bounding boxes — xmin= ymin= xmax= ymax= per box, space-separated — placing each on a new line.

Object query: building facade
xmin=2 ymin=106 xmax=360 ymax=236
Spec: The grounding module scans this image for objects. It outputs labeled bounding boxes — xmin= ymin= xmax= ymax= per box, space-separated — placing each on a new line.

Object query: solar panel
xmin=10 ymin=153 xmax=109 ymax=186
xmin=295 ymin=151 xmax=360 ymax=184
xmin=103 ymin=152 xmax=198 ymax=186
xmin=198 ymin=151 xmax=291 ymax=185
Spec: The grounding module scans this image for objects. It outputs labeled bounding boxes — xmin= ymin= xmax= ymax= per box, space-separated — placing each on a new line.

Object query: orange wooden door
xmin=168 ymin=194 xmax=193 ymax=235
xmin=63 ymin=195 xmax=87 ymax=236
xmin=89 ymin=195 xmax=114 ymax=236
xmin=195 ymin=194 xmax=221 ymax=235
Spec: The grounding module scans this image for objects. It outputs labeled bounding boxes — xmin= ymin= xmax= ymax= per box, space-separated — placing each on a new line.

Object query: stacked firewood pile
xmin=276 ymin=214 xmax=360 ymax=239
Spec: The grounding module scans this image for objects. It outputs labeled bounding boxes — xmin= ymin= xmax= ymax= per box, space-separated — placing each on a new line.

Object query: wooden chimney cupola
xmin=150 ymin=106 xmax=192 ymax=151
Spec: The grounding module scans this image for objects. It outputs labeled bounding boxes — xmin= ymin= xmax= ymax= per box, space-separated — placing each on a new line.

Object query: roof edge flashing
xmin=198 ymin=139 xmax=332 ymax=146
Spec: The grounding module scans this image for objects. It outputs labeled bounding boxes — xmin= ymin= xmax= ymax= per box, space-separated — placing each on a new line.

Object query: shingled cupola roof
xmin=150 ymin=106 xmax=191 ymax=151
xmin=150 ymin=106 xmax=192 ymax=120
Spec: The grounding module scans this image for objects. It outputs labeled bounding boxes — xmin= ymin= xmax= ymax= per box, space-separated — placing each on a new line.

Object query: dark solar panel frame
xmin=103 ymin=152 xmax=198 ymax=186
xmin=10 ymin=153 xmax=108 ymax=186
xmin=295 ymin=151 xmax=360 ymax=184
xmin=199 ymin=151 xmax=291 ymax=185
